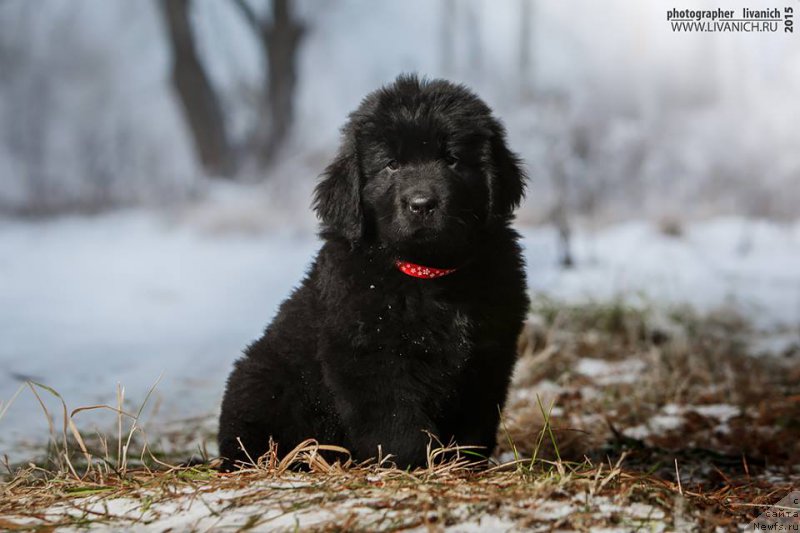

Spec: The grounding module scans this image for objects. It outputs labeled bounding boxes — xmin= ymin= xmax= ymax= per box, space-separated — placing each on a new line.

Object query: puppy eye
xmin=386 ymin=159 xmax=399 ymax=171
xmin=445 ymin=155 xmax=459 ymax=167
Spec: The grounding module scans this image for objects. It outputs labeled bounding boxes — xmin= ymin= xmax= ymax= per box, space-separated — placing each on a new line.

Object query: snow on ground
xmin=574 ymin=357 xmax=646 ymax=385
xmin=12 ymin=478 xmax=673 ymax=532
xmin=0 ymin=210 xmax=319 ymax=459
xmin=523 ymin=218 xmax=800 ymax=329
xmin=623 ymin=403 xmax=742 ymax=441
xmin=1 ymin=211 xmax=799 ymax=460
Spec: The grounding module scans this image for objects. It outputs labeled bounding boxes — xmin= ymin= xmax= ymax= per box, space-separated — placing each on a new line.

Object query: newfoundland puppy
xmin=218 ymin=75 xmax=528 ymax=470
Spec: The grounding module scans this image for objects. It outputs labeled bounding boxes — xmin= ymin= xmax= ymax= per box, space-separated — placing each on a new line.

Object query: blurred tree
xmin=440 ymin=0 xmax=455 ymax=74
xmin=463 ymin=0 xmax=481 ymax=73
xmin=160 ymin=0 xmax=304 ymax=177
xmin=0 ymin=4 xmax=60 ymax=215
xmin=551 ymin=158 xmax=574 ymax=268
xmin=539 ymin=94 xmax=576 ymax=268
xmin=160 ymin=0 xmax=235 ymax=177
xmin=518 ymin=0 xmax=534 ymax=97
xmin=231 ymin=0 xmax=305 ymax=167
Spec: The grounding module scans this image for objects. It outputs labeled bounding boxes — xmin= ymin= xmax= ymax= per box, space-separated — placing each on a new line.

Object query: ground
xmin=1 ymin=297 xmax=798 ymax=531
xmin=0 ymin=212 xmax=798 ymax=530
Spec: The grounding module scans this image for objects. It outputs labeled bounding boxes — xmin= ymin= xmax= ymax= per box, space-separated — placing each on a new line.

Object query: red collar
xmin=395 ymin=260 xmax=457 ymax=279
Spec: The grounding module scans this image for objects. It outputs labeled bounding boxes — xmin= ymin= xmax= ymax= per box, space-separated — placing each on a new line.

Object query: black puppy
xmin=218 ymin=75 xmax=528 ymax=470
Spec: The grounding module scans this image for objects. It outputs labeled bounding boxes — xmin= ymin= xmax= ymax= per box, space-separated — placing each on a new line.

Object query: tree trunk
xmin=464 ymin=0 xmax=482 ymax=73
xmin=258 ymin=0 xmax=303 ymax=165
xmin=160 ymin=0 xmax=234 ymax=177
xmin=552 ymin=160 xmax=574 ymax=269
xmin=519 ymin=0 xmax=534 ymax=96
xmin=231 ymin=0 xmax=304 ymax=168
xmin=440 ymin=0 xmax=456 ymax=74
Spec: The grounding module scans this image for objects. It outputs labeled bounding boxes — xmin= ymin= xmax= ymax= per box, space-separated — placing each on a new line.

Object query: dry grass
xmin=1 ymin=298 xmax=798 ymax=531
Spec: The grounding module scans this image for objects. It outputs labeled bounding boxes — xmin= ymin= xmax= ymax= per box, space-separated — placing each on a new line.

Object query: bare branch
xmin=159 ymin=0 xmax=235 ymax=176
xmin=230 ymin=0 xmax=264 ymax=35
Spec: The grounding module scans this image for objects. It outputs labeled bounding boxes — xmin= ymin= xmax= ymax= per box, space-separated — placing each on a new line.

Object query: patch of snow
xmin=691 ymin=404 xmax=740 ymax=422
xmin=497 ymin=451 xmax=518 ymax=464
xmin=622 ymin=403 xmax=741 ymax=440
xmin=532 ymin=500 xmax=576 ymax=521
xmin=442 ymin=515 xmax=518 ymax=532
xmin=575 ymin=357 xmax=647 ymax=385
xmin=509 ymin=382 xmax=562 ymax=405
xmin=7 ymin=476 xmax=690 ymax=532
xmin=575 ymin=358 xmax=613 ymax=377
xmin=23 ymin=485 xmax=404 ymax=532
xmin=650 ymin=414 xmax=685 ymax=432
xmin=624 ymin=406 xmax=685 ymax=440
xmin=624 ymin=425 xmax=652 ymax=440
xmin=0 ymin=211 xmax=319 ymax=460
xmin=523 ymin=218 xmax=800 ymax=329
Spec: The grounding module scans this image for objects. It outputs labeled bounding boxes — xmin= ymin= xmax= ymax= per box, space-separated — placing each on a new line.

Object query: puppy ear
xmin=313 ymin=137 xmax=363 ymax=241
xmin=488 ymin=125 xmax=526 ymax=217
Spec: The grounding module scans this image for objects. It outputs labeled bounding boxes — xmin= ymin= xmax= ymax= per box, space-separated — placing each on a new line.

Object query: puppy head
xmin=314 ymin=75 xmax=525 ymax=263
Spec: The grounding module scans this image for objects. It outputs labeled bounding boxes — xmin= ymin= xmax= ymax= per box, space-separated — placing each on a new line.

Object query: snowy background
xmin=0 ymin=0 xmax=798 ymax=460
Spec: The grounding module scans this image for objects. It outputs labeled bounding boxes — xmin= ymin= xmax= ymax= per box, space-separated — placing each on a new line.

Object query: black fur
xmin=218 ymin=75 xmax=529 ymax=470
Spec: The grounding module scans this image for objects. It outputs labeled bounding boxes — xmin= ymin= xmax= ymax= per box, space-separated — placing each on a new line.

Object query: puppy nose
xmin=407 ymin=195 xmax=438 ymax=215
